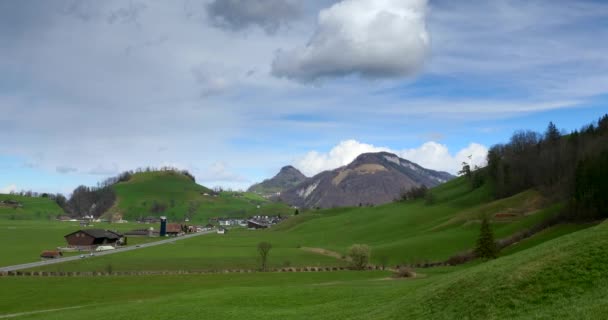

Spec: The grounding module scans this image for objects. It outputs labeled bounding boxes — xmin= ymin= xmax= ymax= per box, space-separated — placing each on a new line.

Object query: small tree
xmin=475 ymin=216 xmax=498 ymax=259
xmin=348 ymin=244 xmax=371 ymax=270
xmin=257 ymin=242 xmax=272 ymax=271
xmin=294 ymin=209 xmax=299 ymax=215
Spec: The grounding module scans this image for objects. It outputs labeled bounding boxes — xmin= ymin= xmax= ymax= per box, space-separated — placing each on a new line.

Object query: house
xmin=166 ymin=223 xmax=185 ymax=236
xmin=217 ymin=228 xmax=227 ymax=234
xmin=40 ymin=250 xmax=63 ymax=259
xmin=64 ymin=229 xmax=124 ymax=250
xmin=247 ymin=219 xmax=271 ymax=229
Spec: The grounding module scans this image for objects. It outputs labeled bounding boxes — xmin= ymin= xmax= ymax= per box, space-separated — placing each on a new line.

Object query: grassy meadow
xmin=2 ymin=221 xmax=608 ymax=319
xmin=29 ymin=178 xmax=576 ymax=273
xmin=108 ymin=171 xmax=293 ymax=222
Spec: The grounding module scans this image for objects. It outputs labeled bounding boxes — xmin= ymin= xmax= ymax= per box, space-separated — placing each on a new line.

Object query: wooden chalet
xmin=64 ymin=229 xmax=124 ymax=250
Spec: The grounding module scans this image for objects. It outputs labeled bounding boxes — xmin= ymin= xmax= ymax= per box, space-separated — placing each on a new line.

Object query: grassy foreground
xmin=3 ymin=221 xmax=608 ymax=319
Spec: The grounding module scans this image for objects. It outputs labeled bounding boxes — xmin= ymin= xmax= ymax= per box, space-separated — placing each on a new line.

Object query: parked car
xmin=79 ymin=254 xmax=85 ymax=258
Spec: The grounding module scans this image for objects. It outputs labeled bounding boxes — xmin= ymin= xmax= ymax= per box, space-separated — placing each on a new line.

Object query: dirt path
xmin=301 ymin=247 xmax=351 ymax=261
xmin=0 ymin=305 xmax=93 ymax=319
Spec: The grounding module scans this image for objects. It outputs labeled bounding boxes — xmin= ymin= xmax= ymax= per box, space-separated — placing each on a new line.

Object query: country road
xmin=0 ymin=230 xmax=215 ymax=272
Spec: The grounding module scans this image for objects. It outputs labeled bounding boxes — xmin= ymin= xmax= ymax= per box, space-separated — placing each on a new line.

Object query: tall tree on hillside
xmin=475 ymin=216 xmax=498 ymax=260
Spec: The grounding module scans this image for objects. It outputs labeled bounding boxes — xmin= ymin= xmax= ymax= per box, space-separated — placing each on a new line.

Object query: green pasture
xmin=109 ymin=171 xmax=293 ymax=222
xmin=30 ymin=178 xmax=579 ymax=272
xmin=2 ymin=221 xmax=608 ymax=319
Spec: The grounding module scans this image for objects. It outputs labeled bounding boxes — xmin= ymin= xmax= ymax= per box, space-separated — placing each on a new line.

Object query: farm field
xmin=29 ymin=178 xmax=581 ymax=273
xmin=3 ymin=221 xmax=608 ymax=319
xmin=0 ymin=220 xmax=159 ymax=267
xmin=0 ymin=194 xmax=64 ymax=221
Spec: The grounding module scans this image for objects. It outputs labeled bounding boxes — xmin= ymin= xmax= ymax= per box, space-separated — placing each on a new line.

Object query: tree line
xmin=484 ymin=114 xmax=608 ymax=220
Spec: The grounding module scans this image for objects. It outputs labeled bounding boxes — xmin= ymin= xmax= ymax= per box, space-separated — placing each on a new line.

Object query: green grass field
xmin=2 ymin=221 xmax=608 ymax=319
xmin=0 ymin=220 xmax=162 ymax=267
xmin=28 ymin=178 xmax=576 ymax=273
xmin=109 ymin=171 xmax=293 ymax=222
xmin=0 ymin=194 xmax=64 ymax=221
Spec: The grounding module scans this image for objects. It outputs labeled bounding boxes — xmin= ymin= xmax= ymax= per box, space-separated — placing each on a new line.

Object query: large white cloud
xmin=272 ymin=0 xmax=429 ymax=81
xmin=295 ymin=140 xmax=488 ymax=176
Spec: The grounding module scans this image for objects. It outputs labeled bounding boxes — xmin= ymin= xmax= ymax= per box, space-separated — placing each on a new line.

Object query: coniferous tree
xmin=475 ymin=216 xmax=498 ymax=259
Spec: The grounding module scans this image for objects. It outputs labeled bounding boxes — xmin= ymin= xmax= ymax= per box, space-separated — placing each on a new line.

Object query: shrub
xmin=348 ymin=244 xmax=371 ymax=270
xmin=393 ymin=266 xmax=416 ymax=278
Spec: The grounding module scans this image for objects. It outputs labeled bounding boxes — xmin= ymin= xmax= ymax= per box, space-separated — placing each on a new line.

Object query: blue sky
xmin=1 ymin=0 xmax=607 ymax=194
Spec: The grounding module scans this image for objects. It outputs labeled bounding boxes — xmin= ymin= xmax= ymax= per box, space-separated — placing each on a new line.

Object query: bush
xmin=348 ymin=244 xmax=371 ymax=270
xmin=393 ymin=266 xmax=416 ymax=278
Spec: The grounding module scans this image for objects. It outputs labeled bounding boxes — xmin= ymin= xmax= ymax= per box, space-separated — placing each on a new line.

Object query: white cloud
xmin=295 ymin=140 xmax=488 ymax=176
xmin=1 ymin=184 xmax=18 ymax=194
xmin=272 ymin=0 xmax=429 ymax=81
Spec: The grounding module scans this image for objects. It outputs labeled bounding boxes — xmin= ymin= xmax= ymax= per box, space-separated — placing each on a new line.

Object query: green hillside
xmin=4 ymin=220 xmax=607 ymax=319
xmin=33 ymin=177 xmax=577 ymax=272
xmin=0 ymin=194 xmax=64 ymax=221
xmin=108 ymin=171 xmax=292 ymax=223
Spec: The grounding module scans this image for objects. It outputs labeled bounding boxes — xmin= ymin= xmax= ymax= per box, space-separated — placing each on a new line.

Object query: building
xmin=247 ymin=219 xmax=271 ymax=229
xmin=64 ymin=229 xmax=124 ymax=250
xmin=217 ymin=228 xmax=227 ymax=234
xmin=166 ymin=223 xmax=184 ymax=236
xmin=40 ymin=250 xmax=63 ymax=259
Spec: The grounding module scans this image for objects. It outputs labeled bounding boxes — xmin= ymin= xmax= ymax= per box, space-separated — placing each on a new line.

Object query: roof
xmin=247 ymin=219 xmax=271 ymax=227
xmin=64 ymin=229 xmax=123 ymax=240
xmin=40 ymin=250 xmax=62 ymax=257
xmin=166 ymin=223 xmax=183 ymax=233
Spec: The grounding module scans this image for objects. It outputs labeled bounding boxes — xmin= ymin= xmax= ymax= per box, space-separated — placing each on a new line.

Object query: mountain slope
xmin=248 ymin=166 xmax=307 ymax=195
xmin=280 ymin=152 xmax=454 ymax=208
xmin=107 ymin=171 xmax=292 ymax=222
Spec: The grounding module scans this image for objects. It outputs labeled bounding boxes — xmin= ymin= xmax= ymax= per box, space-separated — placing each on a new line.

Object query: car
xmin=89 ymin=252 xmax=95 ymax=256
xmin=79 ymin=254 xmax=85 ymax=258
xmin=136 ymin=245 xmax=141 ymax=248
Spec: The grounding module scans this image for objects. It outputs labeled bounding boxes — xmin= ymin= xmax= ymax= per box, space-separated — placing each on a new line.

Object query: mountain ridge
xmin=247 ymin=165 xmax=307 ymax=196
xmin=279 ymin=151 xmax=454 ymax=208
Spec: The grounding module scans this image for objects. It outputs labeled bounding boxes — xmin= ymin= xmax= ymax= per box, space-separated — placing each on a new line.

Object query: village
xmin=40 ymin=214 xmax=288 ymax=260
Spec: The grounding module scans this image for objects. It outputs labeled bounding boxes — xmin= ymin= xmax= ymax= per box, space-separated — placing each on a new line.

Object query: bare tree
xmin=257 ymin=242 xmax=272 ymax=271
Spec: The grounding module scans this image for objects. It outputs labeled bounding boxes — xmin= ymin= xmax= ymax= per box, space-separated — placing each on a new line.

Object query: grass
xmin=0 ymin=220 xmax=161 ymax=267
xmin=29 ymin=178 xmax=581 ymax=272
xmin=109 ymin=171 xmax=293 ymax=223
xmin=2 ymin=221 xmax=608 ymax=319
xmin=0 ymin=194 xmax=64 ymax=221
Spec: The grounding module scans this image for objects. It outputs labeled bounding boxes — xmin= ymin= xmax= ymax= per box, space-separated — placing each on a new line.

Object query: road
xmin=0 ymin=230 xmax=215 ymax=272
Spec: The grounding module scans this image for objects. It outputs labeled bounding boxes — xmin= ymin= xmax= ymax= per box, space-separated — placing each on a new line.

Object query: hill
xmin=7 ymin=202 xmax=606 ymax=319
xmin=31 ymin=176 xmax=573 ymax=272
xmin=247 ymin=166 xmax=307 ymax=196
xmin=0 ymin=194 xmax=64 ymax=221
xmin=106 ymin=171 xmax=292 ymax=223
xmin=280 ymin=152 xmax=454 ymax=208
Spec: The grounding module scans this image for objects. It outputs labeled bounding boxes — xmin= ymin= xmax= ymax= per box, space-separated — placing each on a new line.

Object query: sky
xmin=1 ymin=0 xmax=607 ymax=194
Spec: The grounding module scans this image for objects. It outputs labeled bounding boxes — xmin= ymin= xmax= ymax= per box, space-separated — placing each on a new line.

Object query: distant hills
xmin=247 ymin=166 xmax=307 ymax=196
xmin=106 ymin=171 xmax=292 ymax=223
xmin=268 ymin=152 xmax=454 ymax=208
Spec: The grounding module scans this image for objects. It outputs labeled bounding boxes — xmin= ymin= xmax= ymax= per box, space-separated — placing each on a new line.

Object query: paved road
xmin=0 ymin=230 xmax=215 ymax=272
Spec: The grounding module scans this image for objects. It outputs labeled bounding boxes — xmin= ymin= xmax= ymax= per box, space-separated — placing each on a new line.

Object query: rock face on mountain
xmin=279 ymin=152 xmax=454 ymax=209
xmin=248 ymin=166 xmax=308 ymax=195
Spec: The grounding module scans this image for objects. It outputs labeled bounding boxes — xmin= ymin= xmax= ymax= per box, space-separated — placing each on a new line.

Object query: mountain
xmin=279 ymin=152 xmax=454 ymax=208
xmin=247 ymin=165 xmax=308 ymax=195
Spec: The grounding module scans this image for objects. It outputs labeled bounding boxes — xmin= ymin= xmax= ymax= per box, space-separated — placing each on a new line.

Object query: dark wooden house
xmin=64 ymin=229 xmax=124 ymax=250
xmin=40 ymin=250 xmax=63 ymax=259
